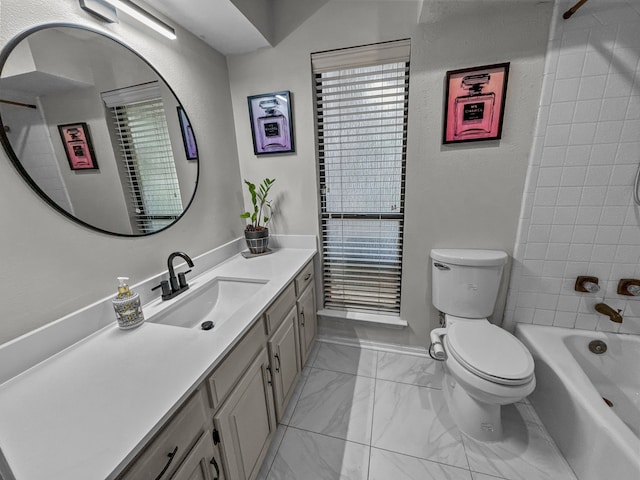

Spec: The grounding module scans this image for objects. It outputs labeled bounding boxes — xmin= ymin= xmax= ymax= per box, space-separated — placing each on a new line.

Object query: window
xmin=102 ymin=82 xmax=182 ymax=234
xmin=312 ymin=40 xmax=410 ymax=315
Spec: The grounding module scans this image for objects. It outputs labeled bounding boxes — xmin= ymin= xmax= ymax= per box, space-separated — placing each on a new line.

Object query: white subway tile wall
xmin=505 ymin=0 xmax=640 ymax=335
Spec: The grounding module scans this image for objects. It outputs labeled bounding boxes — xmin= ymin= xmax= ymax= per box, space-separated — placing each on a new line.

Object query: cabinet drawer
xmin=207 ymin=319 xmax=267 ymax=410
xmin=294 ymin=262 xmax=314 ymax=296
xmin=170 ymin=430 xmax=221 ymax=480
xmin=265 ymin=283 xmax=296 ymax=334
xmin=121 ymin=389 xmax=208 ymax=480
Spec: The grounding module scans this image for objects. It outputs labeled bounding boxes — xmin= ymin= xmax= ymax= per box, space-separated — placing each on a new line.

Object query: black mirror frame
xmin=0 ymin=22 xmax=200 ymax=237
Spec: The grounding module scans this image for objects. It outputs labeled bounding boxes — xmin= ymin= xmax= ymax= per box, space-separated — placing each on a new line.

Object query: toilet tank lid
xmin=430 ymin=249 xmax=508 ymax=267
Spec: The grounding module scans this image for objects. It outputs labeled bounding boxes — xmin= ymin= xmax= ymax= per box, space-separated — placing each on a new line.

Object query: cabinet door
xmin=171 ymin=431 xmax=222 ymax=480
xmin=120 ymin=390 xmax=208 ymax=480
xmin=297 ymin=283 xmax=317 ymax=366
xmin=214 ymin=348 xmax=276 ymax=480
xmin=268 ymin=305 xmax=301 ymax=420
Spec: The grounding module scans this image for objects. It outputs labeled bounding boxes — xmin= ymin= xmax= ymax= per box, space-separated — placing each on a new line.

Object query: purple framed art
xmin=247 ymin=91 xmax=295 ymax=155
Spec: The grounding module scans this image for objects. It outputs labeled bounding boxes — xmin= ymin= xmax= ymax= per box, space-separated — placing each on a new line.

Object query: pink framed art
xmin=443 ymin=63 xmax=509 ymax=144
xmin=57 ymin=122 xmax=99 ymax=170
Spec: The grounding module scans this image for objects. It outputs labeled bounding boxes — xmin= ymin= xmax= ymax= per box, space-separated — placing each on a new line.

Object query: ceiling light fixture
xmin=102 ymin=0 xmax=176 ymax=40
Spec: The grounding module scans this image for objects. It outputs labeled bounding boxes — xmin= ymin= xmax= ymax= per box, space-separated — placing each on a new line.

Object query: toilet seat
xmin=445 ymin=322 xmax=534 ymax=386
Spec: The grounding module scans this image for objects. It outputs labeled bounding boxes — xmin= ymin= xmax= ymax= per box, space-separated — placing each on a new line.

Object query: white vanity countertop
xmin=0 ymin=247 xmax=316 ymax=480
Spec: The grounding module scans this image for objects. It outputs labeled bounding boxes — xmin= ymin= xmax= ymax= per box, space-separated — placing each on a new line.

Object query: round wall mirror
xmin=0 ymin=24 xmax=199 ymax=236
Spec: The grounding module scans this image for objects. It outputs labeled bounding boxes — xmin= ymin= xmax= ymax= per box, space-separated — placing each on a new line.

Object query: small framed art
xmin=247 ymin=91 xmax=294 ymax=155
xmin=177 ymin=106 xmax=198 ymax=160
xmin=57 ymin=122 xmax=99 ymax=170
xmin=443 ymin=63 xmax=510 ymax=144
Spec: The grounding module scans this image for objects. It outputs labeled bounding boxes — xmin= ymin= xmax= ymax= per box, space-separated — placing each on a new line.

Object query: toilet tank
xmin=431 ymin=249 xmax=508 ymax=318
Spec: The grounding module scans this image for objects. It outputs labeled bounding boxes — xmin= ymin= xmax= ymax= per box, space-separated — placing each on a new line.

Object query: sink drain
xmin=589 ymin=340 xmax=607 ymax=354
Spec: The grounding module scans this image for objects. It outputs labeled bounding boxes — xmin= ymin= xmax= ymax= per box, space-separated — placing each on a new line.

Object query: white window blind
xmin=312 ymin=40 xmax=410 ymax=314
xmin=103 ymin=82 xmax=182 ymax=234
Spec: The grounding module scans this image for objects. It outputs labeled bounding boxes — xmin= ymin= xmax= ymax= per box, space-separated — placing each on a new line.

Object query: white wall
xmin=1 ymin=92 xmax=73 ymax=214
xmin=228 ymin=0 xmax=553 ymax=347
xmin=0 ymin=0 xmax=244 ymax=344
xmin=505 ymin=0 xmax=640 ymax=335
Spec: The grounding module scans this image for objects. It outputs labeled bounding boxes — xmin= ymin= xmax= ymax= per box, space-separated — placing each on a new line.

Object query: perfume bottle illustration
xmin=256 ymin=98 xmax=289 ymax=151
xmin=453 ymin=73 xmax=495 ymax=138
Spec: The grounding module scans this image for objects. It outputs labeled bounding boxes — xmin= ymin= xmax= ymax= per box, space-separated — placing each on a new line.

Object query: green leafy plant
xmin=240 ymin=178 xmax=276 ymax=231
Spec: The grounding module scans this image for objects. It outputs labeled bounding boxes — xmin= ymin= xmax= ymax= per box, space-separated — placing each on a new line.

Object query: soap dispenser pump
xmin=113 ymin=277 xmax=144 ymax=330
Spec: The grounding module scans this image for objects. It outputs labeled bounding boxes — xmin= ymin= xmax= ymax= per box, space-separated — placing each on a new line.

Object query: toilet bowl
xmin=429 ymin=249 xmax=536 ymax=442
xmin=441 ymin=317 xmax=535 ymax=441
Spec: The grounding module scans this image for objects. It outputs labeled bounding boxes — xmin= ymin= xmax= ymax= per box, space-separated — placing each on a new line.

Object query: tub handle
xmin=617 ymin=279 xmax=640 ymax=296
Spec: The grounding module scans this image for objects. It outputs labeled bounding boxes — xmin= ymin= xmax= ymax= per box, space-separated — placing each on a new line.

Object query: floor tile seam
xmin=261 ymin=425 xmax=287 ymax=479
xmin=459 ymin=424 xmax=474 ymax=471
xmin=281 ymin=364 xmax=313 ymax=427
xmin=368 ymin=363 xmax=378 ymax=449
xmin=368 ymin=348 xmax=379 ymax=479
xmin=309 ymin=364 xmax=377 ymax=379
xmin=369 ymin=444 xmax=476 ymax=474
xmin=285 ymin=424 xmax=373 ymax=449
xmin=468 ymin=471 xmax=509 ymax=480
xmin=461 ymin=433 xmax=576 ymax=480
xmin=375 ymin=376 xmax=444 ymax=390
xmin=374 ymin=376 xmax=445 ymax=392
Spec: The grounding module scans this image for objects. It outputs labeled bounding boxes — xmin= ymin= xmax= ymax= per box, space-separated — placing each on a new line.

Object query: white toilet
xmin=430 ymin=248 xmax=535 ymax=442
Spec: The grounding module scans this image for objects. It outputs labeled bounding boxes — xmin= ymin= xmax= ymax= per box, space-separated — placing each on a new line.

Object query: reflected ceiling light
xmin=102 ymin=0 xmax=176 ymax=40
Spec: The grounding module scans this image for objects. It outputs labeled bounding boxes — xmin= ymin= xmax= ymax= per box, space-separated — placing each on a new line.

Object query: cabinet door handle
xmin=274 ymin=353 xmax=281 ymax=372
xmin=300 ymin=311 xmax=305 ymax=326
xmin=304 ymin=273 xmax=311 ymax=281
xmin=154 ymin=446 xmax=178 ymax=480
xmin=266 ymin=366 xmax=273 ymax=386
xmin=210 ymin=456 xmax=220 ymax=480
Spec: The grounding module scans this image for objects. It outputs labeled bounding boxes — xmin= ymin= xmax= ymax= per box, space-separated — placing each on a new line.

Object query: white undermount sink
xmin=144 ymin=276 xmax=268 ymax=330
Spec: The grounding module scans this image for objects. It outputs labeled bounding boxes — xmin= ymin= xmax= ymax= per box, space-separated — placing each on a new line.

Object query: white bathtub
xmin=515 ymin=324 xmax=640 ymax=480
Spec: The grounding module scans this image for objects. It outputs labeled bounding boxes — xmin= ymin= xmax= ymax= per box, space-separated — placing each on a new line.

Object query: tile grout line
xmin=261 ymin=347 xmax=318 ymax=478
xmin=284 ymin=424 xmax=373 ymax=449
xmin=261 ymin=424 xmax=287 ymax=480
xmin=282 ymin=349 xmax=316 ymax=427
xmin=366 ymin=350 xmax=380 ymax=480
xmin=370 ymin=443 xmax=479 ymax=476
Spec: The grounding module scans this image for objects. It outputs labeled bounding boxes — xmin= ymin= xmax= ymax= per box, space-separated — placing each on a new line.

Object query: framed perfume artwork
xmin=57 ymin=122 xmax=99 ymax=170
xmin=177 ymin=106 xmax=198 ymax=160
xmin=443 ymin=63 xmax=510 ymax=144
xmin=247 ymin=91 xmax=295 ymax=155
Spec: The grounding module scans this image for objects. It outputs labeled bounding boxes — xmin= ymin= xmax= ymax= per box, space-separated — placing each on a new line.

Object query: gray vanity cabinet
xmin=119 ymin=258 xmax=317 ymax=480
xmin=213 ymin=348 xmax=276 ymax=480
xmin=118 ymin=389 xmax=219 ymax=480
xmin=171 ymin=430 xmax=222 ymax=480
xmin=296 ymin=263 xmax=317 ymax=367
xmin=267 ymin=305 xmax=301 ymax=420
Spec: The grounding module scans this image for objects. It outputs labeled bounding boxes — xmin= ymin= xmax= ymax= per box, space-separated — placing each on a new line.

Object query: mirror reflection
xmin=0 ymin=25 xmax=198 ymax=236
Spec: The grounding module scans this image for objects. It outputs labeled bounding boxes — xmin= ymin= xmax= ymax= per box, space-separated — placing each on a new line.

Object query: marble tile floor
xmin=257 ymin=340 xmax=578 ymax=480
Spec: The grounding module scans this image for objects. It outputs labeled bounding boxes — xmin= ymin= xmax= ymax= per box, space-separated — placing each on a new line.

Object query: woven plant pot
xmin=244 ymin=227 xmax=269 ymax=254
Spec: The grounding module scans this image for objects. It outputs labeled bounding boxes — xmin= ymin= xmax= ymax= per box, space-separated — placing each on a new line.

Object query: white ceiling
xmin=143 ymin=0 xmax=270 ymax=55
xmin=140 ymin=1 xmax=549 ymax=55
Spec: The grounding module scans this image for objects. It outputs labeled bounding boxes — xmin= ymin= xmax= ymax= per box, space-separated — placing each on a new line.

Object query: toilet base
xmin=444 ymin=372 xmax=503 ymax=442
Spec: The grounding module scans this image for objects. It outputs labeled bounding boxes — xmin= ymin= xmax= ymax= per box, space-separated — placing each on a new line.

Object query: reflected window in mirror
xmin=103 ymin=81 xmax=182 ymax=234
xmin=0 ymin=24 xmax=199 ymax=236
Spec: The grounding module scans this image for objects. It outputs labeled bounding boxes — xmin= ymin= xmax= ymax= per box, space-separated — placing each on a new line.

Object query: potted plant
xmin=240 ymin=178 xmax=275 ymax=254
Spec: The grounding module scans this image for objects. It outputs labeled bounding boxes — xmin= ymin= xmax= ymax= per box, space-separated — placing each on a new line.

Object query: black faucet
xmin=152 ymin=251 xmax=194 ymax=300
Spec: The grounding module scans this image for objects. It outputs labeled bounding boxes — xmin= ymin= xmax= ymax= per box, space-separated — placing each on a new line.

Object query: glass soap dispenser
xmin=112 ymin=277 xmax=144 ymax=330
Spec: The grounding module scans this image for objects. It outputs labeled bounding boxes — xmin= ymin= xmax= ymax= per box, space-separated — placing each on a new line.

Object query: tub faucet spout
xmin=595 ymin=303 xmax=623 ymax=323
